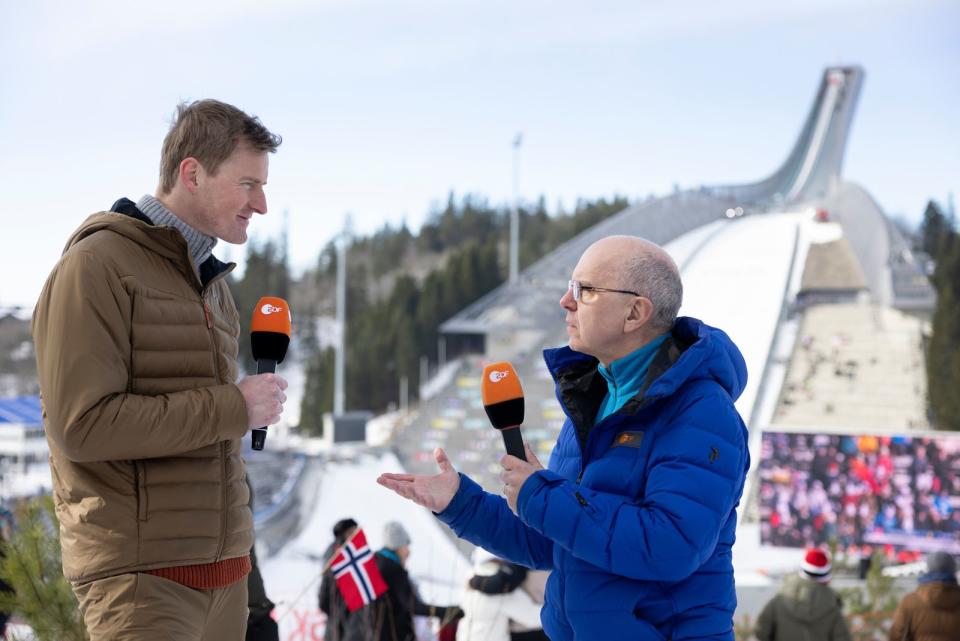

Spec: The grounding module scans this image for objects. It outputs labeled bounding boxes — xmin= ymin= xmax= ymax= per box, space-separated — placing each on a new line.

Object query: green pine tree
xmin=299 ymin=347 xmax=335 ymax=435
xmin=927 ymin=229 xmax=960 ymax=429
xmin=0 ymin=496 xmax=87 ymax=641
xmin=920 ymin=200 xmax=950 ymax=260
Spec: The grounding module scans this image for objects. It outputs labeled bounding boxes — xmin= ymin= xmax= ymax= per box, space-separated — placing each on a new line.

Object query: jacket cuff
xmin=435 ymin=473 xmax=482 ymax=527
xmin=217 ymin=384 xmax=250 ymax=439
xmin=517 ymin=469 xmax=564 ymax=524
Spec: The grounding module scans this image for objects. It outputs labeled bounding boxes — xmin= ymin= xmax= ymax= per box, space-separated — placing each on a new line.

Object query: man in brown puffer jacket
xmin=889 ymin=551 xmax=960 ymax=641
xmin=754 ymin=548 xmax=852 ymax=641
xmin=32 ymin=99 xmax=288 ymax=641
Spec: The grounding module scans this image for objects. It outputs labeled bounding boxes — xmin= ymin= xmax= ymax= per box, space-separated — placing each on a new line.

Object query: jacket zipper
xmin=215 ymin=440 xmax=227 ymax=561
xmin=202 ymin=266 xmax=237 ymax=561
xmin=179 ymin=246 xmax=237 ymax=562
xmin=575 ymin=421 xmax=598 ymax=484
xmin=574 ymin=398 xmax=651 ymax=484
xmin=134 ymin=461 xmax=148 ymax=521
xmin=200 ymin=284 xmax=230 ymax=562
xmin=575 ymin=402 xmax=611 ymax=484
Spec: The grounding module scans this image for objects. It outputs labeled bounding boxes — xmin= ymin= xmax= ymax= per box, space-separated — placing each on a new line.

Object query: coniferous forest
xmin=227 ymin=193 xmax=630 ymax=434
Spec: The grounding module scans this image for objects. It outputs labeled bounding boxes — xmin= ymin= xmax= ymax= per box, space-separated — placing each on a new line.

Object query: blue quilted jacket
xmin=437 ymin=317 xmax=750 ymax=641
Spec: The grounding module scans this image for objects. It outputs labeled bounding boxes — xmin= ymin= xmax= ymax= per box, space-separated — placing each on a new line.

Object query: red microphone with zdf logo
xmin=250 ymin=296 xmax=291 ymax=451
xmin=481 ymin=361 xmax=527 ymax=461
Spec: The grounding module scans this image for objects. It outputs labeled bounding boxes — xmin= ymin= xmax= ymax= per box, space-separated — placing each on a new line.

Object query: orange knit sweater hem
xmin=144 ymin=554 xmax=251 ymax=590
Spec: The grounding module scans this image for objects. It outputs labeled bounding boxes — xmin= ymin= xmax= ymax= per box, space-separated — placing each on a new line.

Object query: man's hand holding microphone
xmin=239 ymin=296 xmax=291 ymax=449
xmin=237 ymin=373 xmax=287 ymax=430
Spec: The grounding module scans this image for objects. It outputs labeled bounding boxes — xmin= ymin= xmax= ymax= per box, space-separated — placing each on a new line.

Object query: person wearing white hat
xmin=369 ymin=521 xmax=463 ymax=641
xmin=754 ymin=548 xmax=851 ymax=641
xmin=456 ymin=548 xmax=543 ymax=641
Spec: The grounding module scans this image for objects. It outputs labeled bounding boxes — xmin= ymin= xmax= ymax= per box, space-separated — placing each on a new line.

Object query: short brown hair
xmin=158 ymin=99 xmax=282 ymax=194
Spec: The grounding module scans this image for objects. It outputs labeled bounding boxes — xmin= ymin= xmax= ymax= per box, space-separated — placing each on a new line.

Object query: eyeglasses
xmin=567 ymin=279 xmax=640 ymax=302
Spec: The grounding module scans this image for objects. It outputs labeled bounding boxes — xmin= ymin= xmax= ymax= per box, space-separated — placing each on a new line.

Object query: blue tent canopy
xmin=0 ymin=396 xmax=42 ymax=425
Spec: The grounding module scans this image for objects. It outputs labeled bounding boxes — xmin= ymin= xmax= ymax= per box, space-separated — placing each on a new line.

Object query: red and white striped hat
xmin=801 ymin=548 xmax=832 ymax=583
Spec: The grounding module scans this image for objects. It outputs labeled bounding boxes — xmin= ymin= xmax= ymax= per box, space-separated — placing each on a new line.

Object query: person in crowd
xmin=754 ymin=548 xmax=851 ymax=641
xmin=888 ymin=551 xmax=960 ymax=641
xmin=247 ymin=477 xmax=280 ymax=641
xmin=0 ymin=529 xmax=13 ymax=639
xmin=457 ymin=548 xmax=543 ymax=641
xmin=246 ymin=537 xmax=279 ymax=641
xmin=31 ymin=99 xmax=287 ymax=640
xmin=370 ymin=521 xmax=462 ymax=641
xmin=507 ymin=568 xmax=548 ymax=641
xmin=378 ymin=235 xmax=751 ymax=641
xmin=759 ymin=432 xmax=960 ymax=552
xmin=319 ymin=518 xmax=373 ymax=641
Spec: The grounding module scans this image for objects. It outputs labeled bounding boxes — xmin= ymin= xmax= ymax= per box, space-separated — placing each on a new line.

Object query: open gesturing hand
xmin=377 ymin=448 xmax=461 ymax=513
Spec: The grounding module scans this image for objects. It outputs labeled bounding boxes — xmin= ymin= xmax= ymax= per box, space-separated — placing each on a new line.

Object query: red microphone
xmin=250 ymin=296 xmax=291 ymax=451
xmin=481 ymin=362 xmax=527 ymax=461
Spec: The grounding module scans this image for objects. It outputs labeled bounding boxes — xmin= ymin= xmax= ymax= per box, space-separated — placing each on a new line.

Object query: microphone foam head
xmin=481 ymin=361 xmax=524 ymax=430
xmin=251 ymin=296 xmax=291 ymax=363
xmin=251 ymin=297 xmax=292 ymax=334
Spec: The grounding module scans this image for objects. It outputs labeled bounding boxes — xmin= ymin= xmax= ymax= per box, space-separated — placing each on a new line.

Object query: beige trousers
xmin=73 ymin=573 xmax=248 ymax=640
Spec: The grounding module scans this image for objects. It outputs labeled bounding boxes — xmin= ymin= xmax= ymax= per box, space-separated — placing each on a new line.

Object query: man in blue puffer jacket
xmin=379 ymin=235 xmax=751 ymax=641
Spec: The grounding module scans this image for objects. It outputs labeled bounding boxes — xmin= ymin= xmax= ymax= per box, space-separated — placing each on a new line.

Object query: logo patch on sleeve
xmin=611 ymin=431 xmax=644 ymax=449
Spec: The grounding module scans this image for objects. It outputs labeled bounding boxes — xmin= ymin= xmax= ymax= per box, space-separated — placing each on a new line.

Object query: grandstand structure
xmin=772 ymin=304 xmax=928 ymax=431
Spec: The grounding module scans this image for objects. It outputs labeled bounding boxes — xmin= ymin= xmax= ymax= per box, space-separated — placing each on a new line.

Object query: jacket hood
xmin=777 ymin=574 xmax=842 ymax=621
xmin=544 ymin=316 xmax=748 ymax=404
xmin=645 ymin=317 xmax=747 ymax=402
xmin=64 ymin=199 xmax=234 ymax=287
xmin=918 ymin=581 xmax=960 ymax=611
xmin=64 ymin=211 xmax=188 ymax=264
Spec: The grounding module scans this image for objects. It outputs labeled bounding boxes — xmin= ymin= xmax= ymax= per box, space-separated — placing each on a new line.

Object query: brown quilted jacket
xmin=888 ymin=581 xmax=960 ymax=641
xmin=32 ymin=209 xmax=252 ymax=583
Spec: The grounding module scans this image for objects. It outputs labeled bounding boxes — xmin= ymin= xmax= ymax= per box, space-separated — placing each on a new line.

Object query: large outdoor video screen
xmin=758 ymin=431 xmax=960 ymax=554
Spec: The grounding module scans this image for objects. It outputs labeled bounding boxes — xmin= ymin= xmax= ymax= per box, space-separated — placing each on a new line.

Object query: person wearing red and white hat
xmin=801 ymin=548 xmax=833 ymax=583
xmin=754 ymin=548 xmax=851 ymax=641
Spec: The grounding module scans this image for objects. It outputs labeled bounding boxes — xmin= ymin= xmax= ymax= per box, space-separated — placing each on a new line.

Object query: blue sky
xmin=1 ymin=0 xmax=957 ymax=307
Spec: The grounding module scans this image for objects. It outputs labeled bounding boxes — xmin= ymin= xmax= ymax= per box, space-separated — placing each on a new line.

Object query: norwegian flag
xmin=330 ymin=528 xmax=388 ymax=611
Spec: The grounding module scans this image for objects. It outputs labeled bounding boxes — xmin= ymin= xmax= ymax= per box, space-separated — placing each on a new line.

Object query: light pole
xmin=509 ymin=132 xmax=523 ymax=283
xmin=334 ymin=214 xmax=352 ymax=416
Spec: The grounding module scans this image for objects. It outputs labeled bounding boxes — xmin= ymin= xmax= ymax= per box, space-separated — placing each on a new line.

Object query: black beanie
xmin=332 ymin=518 xmax=358 ymax=543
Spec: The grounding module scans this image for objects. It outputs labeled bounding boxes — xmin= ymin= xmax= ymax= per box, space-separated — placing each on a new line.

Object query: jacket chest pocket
xmin=584 ymin=434 xmax=652 ymax=498
xmin=134 ymin=461 xmax=148 ymax=521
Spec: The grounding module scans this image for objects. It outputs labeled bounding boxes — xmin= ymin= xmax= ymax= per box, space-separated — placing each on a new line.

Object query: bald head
xmin=582 ymin=236 xmax=682 ymax=331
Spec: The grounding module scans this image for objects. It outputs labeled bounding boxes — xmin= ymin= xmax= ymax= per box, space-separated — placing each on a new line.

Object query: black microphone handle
xmin=501 ymin=426 xmax=527 ymax=462
xmin=251 ymin=358 xmax=278 ymax=451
